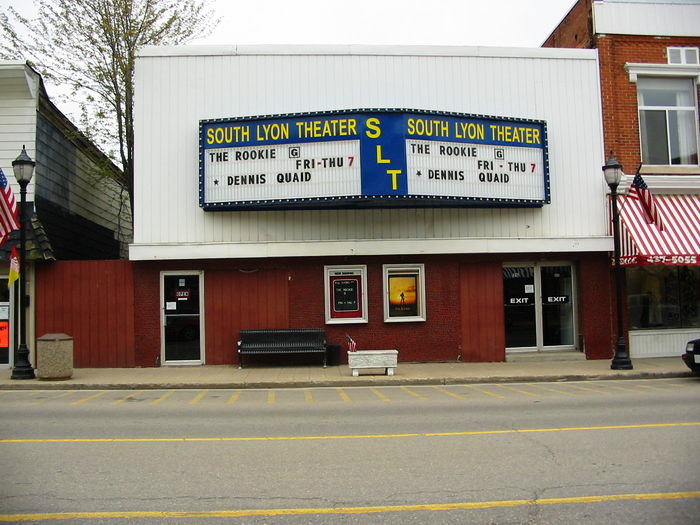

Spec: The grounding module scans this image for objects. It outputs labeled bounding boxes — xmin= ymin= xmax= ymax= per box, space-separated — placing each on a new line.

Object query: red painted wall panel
xmin=35 ymin=260 xmax=135 ymax=367
xmin=205 ymin=269 xmax=289 ymax=365
xmin=578 ymin=255 xmax=615 ymax=359
xmin=39 ymin=254 xmax=612 ymax=367
xmin=459 ymin=261 xmax=505 ymax=362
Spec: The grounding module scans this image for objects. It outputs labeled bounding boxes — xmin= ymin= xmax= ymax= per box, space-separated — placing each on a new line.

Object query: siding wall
xmin=593 ymin=1 xmax=700 ymax=37
xmin=133 ymin=47 xmax=608 ymax=259
xmin=35 ymin=260 xmax=136 ymax=367
xmin=35 ymin=111 xmax=131 ymax=257
xmin=0 ymin=62 xmax=37 ymax=201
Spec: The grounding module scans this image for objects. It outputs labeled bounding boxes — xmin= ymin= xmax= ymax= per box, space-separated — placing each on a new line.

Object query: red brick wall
xmin=545 ymin=3 xmax=700 ymax=172
xmin=598 ymin=34 xmax=700 ymax=172
xmin=133 ymin=262 xmax=161 ymax=367
xmin=542 ymin=0 xmax=593 ymax=49
xmin=289 ymin=256 xmax=462 ymax=363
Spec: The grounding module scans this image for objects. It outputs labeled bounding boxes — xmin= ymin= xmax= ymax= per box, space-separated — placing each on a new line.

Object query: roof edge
xmin=137 ymin=44 xmax=597 ymax=61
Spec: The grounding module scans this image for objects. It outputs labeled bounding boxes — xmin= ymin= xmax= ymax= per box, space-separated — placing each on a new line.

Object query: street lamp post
xmin=603 ymin=153 xmax=633 ymax=370
xmin=10 ymin=145 xmax=36 ymax=380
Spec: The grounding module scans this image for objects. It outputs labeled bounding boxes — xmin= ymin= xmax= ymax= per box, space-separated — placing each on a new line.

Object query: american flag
xmin=346 ymin=334 xmax=357 ymax=352
xmin=629 ymin=171 xmax=664 ymax=231
xmin=0 ymin=168 xmax=19 ymax=247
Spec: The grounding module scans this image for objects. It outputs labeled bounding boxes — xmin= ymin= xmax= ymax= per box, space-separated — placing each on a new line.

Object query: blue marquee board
xmin=199 ymin=109 xmax=549 ymax=211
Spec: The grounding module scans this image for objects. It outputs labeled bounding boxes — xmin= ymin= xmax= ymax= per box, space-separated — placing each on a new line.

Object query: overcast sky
xmin=198 ymin=0 xmax=577 ymax=47
xmin=2 ymin=0 xmax=578 ymax=48
xmin=1 ymin=0 xmax=578 ymax=122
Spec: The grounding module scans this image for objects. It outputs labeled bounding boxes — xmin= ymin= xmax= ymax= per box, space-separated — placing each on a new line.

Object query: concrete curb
xmin=0 ymin=370 xmax=694 ymax=390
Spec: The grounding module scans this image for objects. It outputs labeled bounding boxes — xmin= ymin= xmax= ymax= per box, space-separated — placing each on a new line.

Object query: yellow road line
xmin=528 ymin=384 xmax=578 ymax=397
xmin=604 ymin=384 xmax=645 ymax=393
xmin=633 ymin=383 xmax=672 ymax=391
xmin=336 ymin=388 xmax=352 ymax=402
xmin=432 ymin=386 xmax=466 ymax=400
xmin=370 ymin=388 xmax=392 ymax=402
xmin=3 ymin=422 xmax=698 ymax=444
xmin=30 ymin=391 xmax=77 ymax=406
xmin=188 ymin=390 xmax=208 ymax=405
xmin=565 ymin=384 xmax=611 ymax=395
xmin=111 ymin=390 xmax=144 ymax=406
xmin=149 ymin=390 xmax=175 ymax=406
xmin=226 ymin=391 xmax=241 ymax=404
xmin=400 ymin=386 xmax=428 ymax=400
xmin=462 ymin=384 xmax=505 ymax=398
xmin=1 ymin=491 xmax=698 ymax=521
xmin=267 ymin=390 xmax=276 ymax=404
xmin=304 ymin=389 xmax=313 ymax=403
xmin=498 ymin=385 xmax=541 ymax=397
xmin=70 ymin=392 xmax=107 ymax=405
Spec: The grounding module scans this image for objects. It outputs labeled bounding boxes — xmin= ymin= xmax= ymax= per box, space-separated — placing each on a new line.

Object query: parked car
xmin=681 ymin=339 xmax=700 ymax=374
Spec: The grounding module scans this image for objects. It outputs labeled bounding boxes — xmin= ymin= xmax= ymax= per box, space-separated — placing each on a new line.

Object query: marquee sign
xmin=199 ymin=109 xmax=549 ymax=210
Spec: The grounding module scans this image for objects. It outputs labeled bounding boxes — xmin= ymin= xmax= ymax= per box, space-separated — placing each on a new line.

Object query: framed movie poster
xmin=324 ymin=265 xmax=368 ymax=324
xmin=383 ymin=264 xmax=426 ymax=322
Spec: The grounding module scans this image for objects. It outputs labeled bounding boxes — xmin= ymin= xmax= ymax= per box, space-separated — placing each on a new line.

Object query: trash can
xmin=326 ymin=344 xmax=341 ymax=366
xmin=36 ymin=333 xmax=73 ymax=380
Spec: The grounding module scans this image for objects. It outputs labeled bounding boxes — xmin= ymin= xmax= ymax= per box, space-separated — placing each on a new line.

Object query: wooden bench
xmin=237 ymin=329 xmax=326 ymax=369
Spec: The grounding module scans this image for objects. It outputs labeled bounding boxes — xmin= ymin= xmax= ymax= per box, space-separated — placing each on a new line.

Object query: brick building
xmin=545 ymin=0 xmax=700 ymax=357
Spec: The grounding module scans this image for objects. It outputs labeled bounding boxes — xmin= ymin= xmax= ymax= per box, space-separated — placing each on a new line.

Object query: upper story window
xmin=667 ymin=47 xmax=699 ymax=66
xmin=637 ymin=77 xmax=699 ymax=165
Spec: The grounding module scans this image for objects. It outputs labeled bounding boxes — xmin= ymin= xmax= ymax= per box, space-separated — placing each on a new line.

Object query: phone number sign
xmin=199 ymin=109 xmax=549 ymax=210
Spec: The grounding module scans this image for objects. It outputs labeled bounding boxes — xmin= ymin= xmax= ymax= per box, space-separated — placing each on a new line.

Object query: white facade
xmin=132 ymin=45 xmax=610 ymax=261
xmin=0 ymin=61 xmax=38 ymax=201
xmin=593 ymin=0 xmax=700 ymax=37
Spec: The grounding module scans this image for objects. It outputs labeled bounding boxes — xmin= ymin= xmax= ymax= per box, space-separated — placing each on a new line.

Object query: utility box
xmin=36 ymin=333 xmax=73 ymax=380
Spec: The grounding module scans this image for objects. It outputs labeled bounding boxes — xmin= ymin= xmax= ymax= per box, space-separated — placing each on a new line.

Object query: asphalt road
xmin=1 ymin=377 xmax=699 ymax=524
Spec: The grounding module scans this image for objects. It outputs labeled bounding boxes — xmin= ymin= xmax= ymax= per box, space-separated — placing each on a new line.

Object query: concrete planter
xmin=347 ymin=350 xmax=398 ymax=376
xmin=36 ymin=333 xmax=73 ymax=380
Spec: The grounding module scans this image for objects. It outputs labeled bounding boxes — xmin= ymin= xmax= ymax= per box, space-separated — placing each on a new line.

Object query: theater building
xmin=130 ymin=44 xmax=615 ymax=367
xmin=545 ymin=0 xmax=700 ymax=358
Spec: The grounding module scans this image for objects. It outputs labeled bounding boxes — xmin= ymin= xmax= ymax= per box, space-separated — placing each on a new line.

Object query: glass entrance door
xmin=540 ymin=266 xmax=574 ymax=347
xmin=504 ymin=263 xmax=576 ymax=352
xmin=161 ymin=272 xmax=203 ymax=364
xmin=503 ymin=266 xmax=536 ymax=348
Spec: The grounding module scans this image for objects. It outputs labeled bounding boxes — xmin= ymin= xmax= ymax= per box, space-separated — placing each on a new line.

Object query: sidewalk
xmin=0 ymin=357 xmax=694 ymax=390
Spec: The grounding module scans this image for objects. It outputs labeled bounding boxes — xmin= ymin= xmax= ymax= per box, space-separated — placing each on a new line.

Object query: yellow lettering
xmin=376 ymin=145 xmax=391 ymax=164
xmin=387 ymin=169 xmax=401 ymax=190
xmin=489 ymin=124 xmax=540 ymax=144
xmin=206 ymin=126 xmax=251 ymax=145
xmin=365 ymin=117 xmax=382 ymax=138
xmin=407 ymin=118 xmax=449 ymax=137
xmin=455 ymin=122 xmax=484 ymax=140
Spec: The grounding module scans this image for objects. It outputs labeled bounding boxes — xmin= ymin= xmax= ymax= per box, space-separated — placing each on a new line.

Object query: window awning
xmin=617 ymin=193 xmax=700 ymax=266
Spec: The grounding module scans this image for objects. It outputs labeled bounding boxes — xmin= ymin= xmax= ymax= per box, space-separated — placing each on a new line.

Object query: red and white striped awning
xmin=617 ymin=193 xmax=700 ymax=266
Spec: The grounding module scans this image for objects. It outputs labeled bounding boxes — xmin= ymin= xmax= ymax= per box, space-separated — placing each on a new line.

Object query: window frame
xmin=636 ymin=76 xmax=699 ymax=166
xmin=324 ymin=265 xmax=368 ymax=324
xmin=626 ymin=63 xmax=700 ymax=168
xmin=382 ymin=264 xmax=426 ymax=323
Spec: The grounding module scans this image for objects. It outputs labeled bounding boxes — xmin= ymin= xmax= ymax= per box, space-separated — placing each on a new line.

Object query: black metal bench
xmin=237 ymin=329 xmax=327 ymax=368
